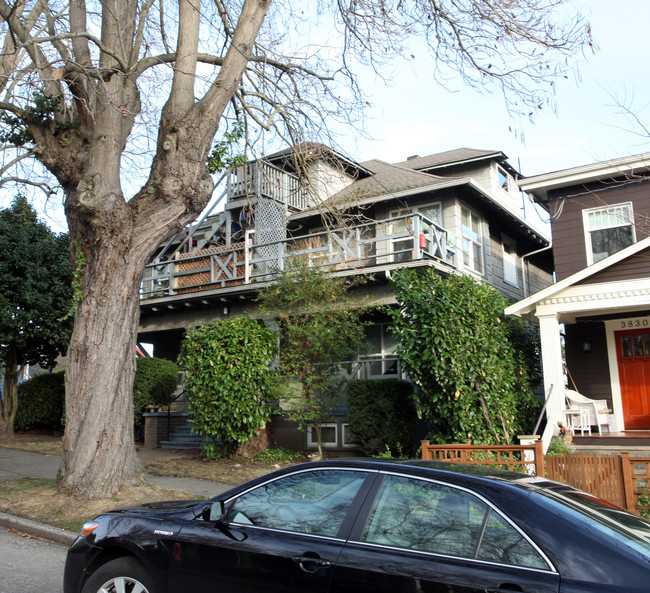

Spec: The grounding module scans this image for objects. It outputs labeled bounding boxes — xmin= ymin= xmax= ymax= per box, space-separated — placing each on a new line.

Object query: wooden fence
xmin=421 ymin=440 xmax=545 ymax=476
xmin=421 ymin=440 xmax=650 ymax=515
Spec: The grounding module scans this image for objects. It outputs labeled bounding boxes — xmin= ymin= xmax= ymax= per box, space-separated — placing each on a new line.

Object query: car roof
xmin=286 ymin=458 xmax=552 ymax=490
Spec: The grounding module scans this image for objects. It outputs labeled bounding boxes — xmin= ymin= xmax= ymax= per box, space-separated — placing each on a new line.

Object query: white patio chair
xmin=565 ymin=390 xmax=611 ymax=435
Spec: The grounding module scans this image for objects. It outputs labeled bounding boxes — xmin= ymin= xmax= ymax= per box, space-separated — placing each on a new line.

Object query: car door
xmin=166 ymin=468 xmax=375 ymax=593
xmin=330 ymin=472 xmax=560 ymax=593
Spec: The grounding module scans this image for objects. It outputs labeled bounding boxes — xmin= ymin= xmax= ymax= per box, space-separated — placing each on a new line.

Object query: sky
xmin=343 ymin=0 xmax=650 ymax=177
xmin=2 ymin=0 xmax=648 ymax=231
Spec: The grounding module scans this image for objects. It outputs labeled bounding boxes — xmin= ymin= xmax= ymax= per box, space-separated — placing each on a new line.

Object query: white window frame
xmin=497 ymin=165 xmax=511 ymax=192
xmin=501 ymin=235 xmax=519 ymax=287
xmin=307 ymin=423 xmax=338 ymax=448
xmin=461 ymin=206 xmax=484 ymax=275
xmin=341 ymin=423 xmax=357 ymax=448
xmin=582 ymin=202 xmax=635 ymax=265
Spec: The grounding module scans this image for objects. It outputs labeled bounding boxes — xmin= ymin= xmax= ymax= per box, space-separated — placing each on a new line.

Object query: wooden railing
xmin=421 ymin=440 xmax=545 ymax=476
xmin=422 ymin=442 xmax=650 ymax=516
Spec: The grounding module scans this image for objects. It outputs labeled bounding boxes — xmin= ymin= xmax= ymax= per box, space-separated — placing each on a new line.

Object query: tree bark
xmin=0 ymin=348 xmax=20 ymax=439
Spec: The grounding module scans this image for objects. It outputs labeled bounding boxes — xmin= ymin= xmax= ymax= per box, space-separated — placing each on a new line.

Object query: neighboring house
xmin=506 ymin=152 xmax=650 ymax=448
xmin=138 ymin=144 xmax=553 ymax=452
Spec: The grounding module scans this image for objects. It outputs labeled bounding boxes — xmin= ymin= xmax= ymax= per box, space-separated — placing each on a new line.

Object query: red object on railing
xmin=419 ymin=233 xmax=427 ymax=248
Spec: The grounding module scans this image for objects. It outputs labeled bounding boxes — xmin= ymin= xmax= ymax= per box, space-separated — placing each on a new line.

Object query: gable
xmin=577 ymin=246 xmax=650 ymax=285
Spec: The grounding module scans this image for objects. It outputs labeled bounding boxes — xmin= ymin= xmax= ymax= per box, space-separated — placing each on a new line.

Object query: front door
xmin=616 ymin=328 xmax=650 ymax=429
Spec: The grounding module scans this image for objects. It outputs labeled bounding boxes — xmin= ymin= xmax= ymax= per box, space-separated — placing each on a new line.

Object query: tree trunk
xmin=0 ymin=348 xmax=20 ymax=439
xmin=60 ymin=241 xmax=145 ymax=496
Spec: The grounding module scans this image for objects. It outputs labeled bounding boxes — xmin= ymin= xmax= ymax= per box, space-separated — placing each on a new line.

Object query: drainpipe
xmin=522 ymin=241 xmax=552 ymax=298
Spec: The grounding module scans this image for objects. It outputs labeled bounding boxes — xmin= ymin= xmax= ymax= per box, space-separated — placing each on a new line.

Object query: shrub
xmin=132 ymin=357 xmax=180 ymax=423
xmin=347 ymin=379 xmax=417 ymax=457
xmin=178 ymin=316 xmax=277 ymax=458
xmin=14 ymin=372 xmax=65 ymax=431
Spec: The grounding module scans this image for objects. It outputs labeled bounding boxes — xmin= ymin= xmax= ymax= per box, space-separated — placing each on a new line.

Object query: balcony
xmin=140 ymin=213 xmax=456 ymax=300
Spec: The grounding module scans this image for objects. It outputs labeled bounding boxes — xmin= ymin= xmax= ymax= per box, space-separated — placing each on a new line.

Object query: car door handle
xmin=292 ymin=555 xmax=332 ymax=572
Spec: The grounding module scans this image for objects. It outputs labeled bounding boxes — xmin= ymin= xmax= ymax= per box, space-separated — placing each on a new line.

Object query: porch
xmin=572 ymin=430 xmax=650 ymax=456
xmin=140 ymin=211 xmax=456 ymax=300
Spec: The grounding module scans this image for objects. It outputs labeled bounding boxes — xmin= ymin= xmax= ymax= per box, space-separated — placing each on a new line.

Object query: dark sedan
xmin=64 ymin=458 xmax=650 ymax=593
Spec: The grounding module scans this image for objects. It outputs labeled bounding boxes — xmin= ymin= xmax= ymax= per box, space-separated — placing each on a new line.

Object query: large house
xmin=138 ymin=144 xmax=553 ymax=452
xmin=506 ymin=153 xmax=650 ymax=448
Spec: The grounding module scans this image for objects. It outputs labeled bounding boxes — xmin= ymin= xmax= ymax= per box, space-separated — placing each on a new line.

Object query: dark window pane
xmin=591 ymin=226 xmax=634 ymax=263
xmin=634 ymin=335 xmax=644 ymax=357
xmin=622 ymin=336 xmax=632 ymax=357
xmin=226 ymin=470 xmax=369 ymax=536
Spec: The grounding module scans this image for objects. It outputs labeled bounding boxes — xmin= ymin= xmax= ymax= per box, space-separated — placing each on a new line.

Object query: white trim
xmin=518 ymin=152 xmax=650 ymax=201
xmin=506 ymin=235 xmax=650 ymax=317
xmin=582 ymin=202 xmax=635 ymax=266
xmin=307 ymin=423 xmax=338 ymax=448
xmin=501 ymin=234 xmax=519 ymax=287
xmin=604 ymin=316 xmax=650 ymax=432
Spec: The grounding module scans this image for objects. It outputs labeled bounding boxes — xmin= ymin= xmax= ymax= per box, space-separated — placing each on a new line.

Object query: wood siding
xmin=577 ymin=246 xmax=650 ymax=284
xmin=548 ymin=176 xmax=650 ymax=281
xmin=565 ymin=322 xmax=612 ymax=406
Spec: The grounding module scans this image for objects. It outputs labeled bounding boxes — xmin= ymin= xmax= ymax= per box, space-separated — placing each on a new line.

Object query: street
xmin=0 ymin=527 xmax=67 ymax=592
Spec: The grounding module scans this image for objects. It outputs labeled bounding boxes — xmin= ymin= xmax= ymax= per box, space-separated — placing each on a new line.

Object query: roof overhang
xmin=518 ymin=152 xmax=650 ymax=203
xmin=506 ymin=235 xmax=650 ymax=320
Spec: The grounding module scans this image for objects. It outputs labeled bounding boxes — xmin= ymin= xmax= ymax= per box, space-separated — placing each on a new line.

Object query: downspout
xmin=522 ymin=241 xmax=552 ymax=298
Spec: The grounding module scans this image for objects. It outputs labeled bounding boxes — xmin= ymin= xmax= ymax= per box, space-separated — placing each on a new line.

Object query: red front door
xmin=616 ymin=328 xmax=650 ymax=429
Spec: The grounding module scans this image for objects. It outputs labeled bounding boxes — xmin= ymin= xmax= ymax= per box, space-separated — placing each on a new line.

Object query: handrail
xmin=140 ymin=212 xmax=456 ymax=300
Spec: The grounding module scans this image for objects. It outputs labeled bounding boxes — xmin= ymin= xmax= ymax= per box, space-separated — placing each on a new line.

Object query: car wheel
xmin=81 ymin=557 xmax=154 ymax=593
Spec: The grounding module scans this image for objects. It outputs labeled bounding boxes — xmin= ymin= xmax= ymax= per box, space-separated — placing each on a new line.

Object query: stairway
xmin=160 ymin=424 xmax=210 ymax=450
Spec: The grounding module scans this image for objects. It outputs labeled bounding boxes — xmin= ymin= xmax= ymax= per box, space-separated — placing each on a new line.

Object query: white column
xmin=536 ymin=312 xmax=565 ymax=451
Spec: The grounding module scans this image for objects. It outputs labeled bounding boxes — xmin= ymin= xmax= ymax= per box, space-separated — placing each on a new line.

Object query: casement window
xmin=583 ymin=203 xmax=635 ymax=265
xmin=502 ymin=235 xmax=519 ymax=287
xmin=461 ymin=206 xmax=483 ymax=274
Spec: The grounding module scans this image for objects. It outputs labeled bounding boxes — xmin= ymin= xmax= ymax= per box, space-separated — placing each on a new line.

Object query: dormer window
xmin=583 ymin=202 xmax=635 ymax=265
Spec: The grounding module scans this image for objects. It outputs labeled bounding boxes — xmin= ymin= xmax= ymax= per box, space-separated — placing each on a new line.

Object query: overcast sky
xmin=343 ymin=0 xmax=650 ymax=177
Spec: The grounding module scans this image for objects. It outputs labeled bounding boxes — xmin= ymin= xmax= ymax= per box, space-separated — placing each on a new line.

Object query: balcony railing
xmin=141 ymin=213 xmax=456 ymax=300
xmin=227 ymin=161 xmax=310 ymax=211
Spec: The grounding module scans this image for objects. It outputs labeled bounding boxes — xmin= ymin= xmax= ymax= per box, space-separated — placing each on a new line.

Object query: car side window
xmin=225 ymin=469 xmax=370 ymax=537
xmin=361 ymin=474 xmax=548 ymax=569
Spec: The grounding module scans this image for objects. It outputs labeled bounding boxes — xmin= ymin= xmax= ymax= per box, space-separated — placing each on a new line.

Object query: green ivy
xmin=178 ymin=316 xmax=277 ymax=458
xmin=388 ymin=268 xmax=541 ymax=446
xmin=59 ymin=234 xmax=86 ymax=322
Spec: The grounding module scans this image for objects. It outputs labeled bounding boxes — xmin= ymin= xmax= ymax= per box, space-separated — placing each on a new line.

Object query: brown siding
xmin=578 ymin=247 xmax=650 ymax=284
xmin=565 ymin=322 xmax=612 ymax=406
xmin=548 ymin=176 xmax=650 ymax=281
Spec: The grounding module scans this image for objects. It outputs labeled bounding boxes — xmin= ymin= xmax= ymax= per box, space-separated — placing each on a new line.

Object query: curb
xmin=0 ymin=512 xmax=77 ymax=546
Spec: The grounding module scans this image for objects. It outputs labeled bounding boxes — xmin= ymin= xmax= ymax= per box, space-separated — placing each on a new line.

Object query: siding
xmin=565 ymin=322 xmax=612 ymax=406
xmin=548 ymin=176 xmax=650 ymax=281
xmin=578 ymin=246 xmax=650 ymax=284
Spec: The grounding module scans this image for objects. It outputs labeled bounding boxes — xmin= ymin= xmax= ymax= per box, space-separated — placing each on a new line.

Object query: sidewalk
xmin=0 ymin=446 xmax=234 ymax=545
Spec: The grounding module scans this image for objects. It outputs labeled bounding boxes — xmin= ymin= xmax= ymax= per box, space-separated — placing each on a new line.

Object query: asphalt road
xmin=0 ymin=527 xmax=67 ymax=592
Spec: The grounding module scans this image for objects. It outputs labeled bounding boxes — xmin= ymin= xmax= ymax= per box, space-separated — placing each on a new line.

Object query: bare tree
xmin=0 ymin=0 xmax=591 ymax=496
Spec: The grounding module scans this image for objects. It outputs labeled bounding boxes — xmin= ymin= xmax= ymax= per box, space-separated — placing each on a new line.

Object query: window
xmin=307 ymin=423 xmax=338 ymax=448
xmin=389 ymin=204 xmax=442 ymax=262
xmin=497 ymin=165 xmax=510 ymax=191
xmin=362 ymin=323 xmax=399 ymax=377
xmin=226 ymin=469 xmax=370 ymax=536
xmin=360 ymin=474 xmax=548 ymax=569
xmin=502 ymin=236 xmax=518 ymax=287
xmin=461 ymin=207 xmax=483 ymax=274
xmin=583 ymin=203 xmax=635 ymax=264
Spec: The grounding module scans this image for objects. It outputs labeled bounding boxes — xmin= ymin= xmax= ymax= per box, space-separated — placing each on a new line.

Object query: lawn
xmin=0 ymin=434 xmax=308 ymax=534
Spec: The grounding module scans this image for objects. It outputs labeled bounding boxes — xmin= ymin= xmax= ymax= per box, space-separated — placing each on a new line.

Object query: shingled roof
xmin=321 ymin=159 xmax=463 ymax=209
xmin=397 ymin=148 xmax=504 ymax=171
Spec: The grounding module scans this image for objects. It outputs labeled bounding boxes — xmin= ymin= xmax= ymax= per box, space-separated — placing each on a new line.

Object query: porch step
xmin=572 ymin=431 xmax=650 ymax=457
xmin=160 ymin=425 xmax=210 ymax=450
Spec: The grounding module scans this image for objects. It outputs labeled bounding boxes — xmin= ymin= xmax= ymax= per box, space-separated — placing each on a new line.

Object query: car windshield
xmin=537 ymin=485 xmax=650 ymax=556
